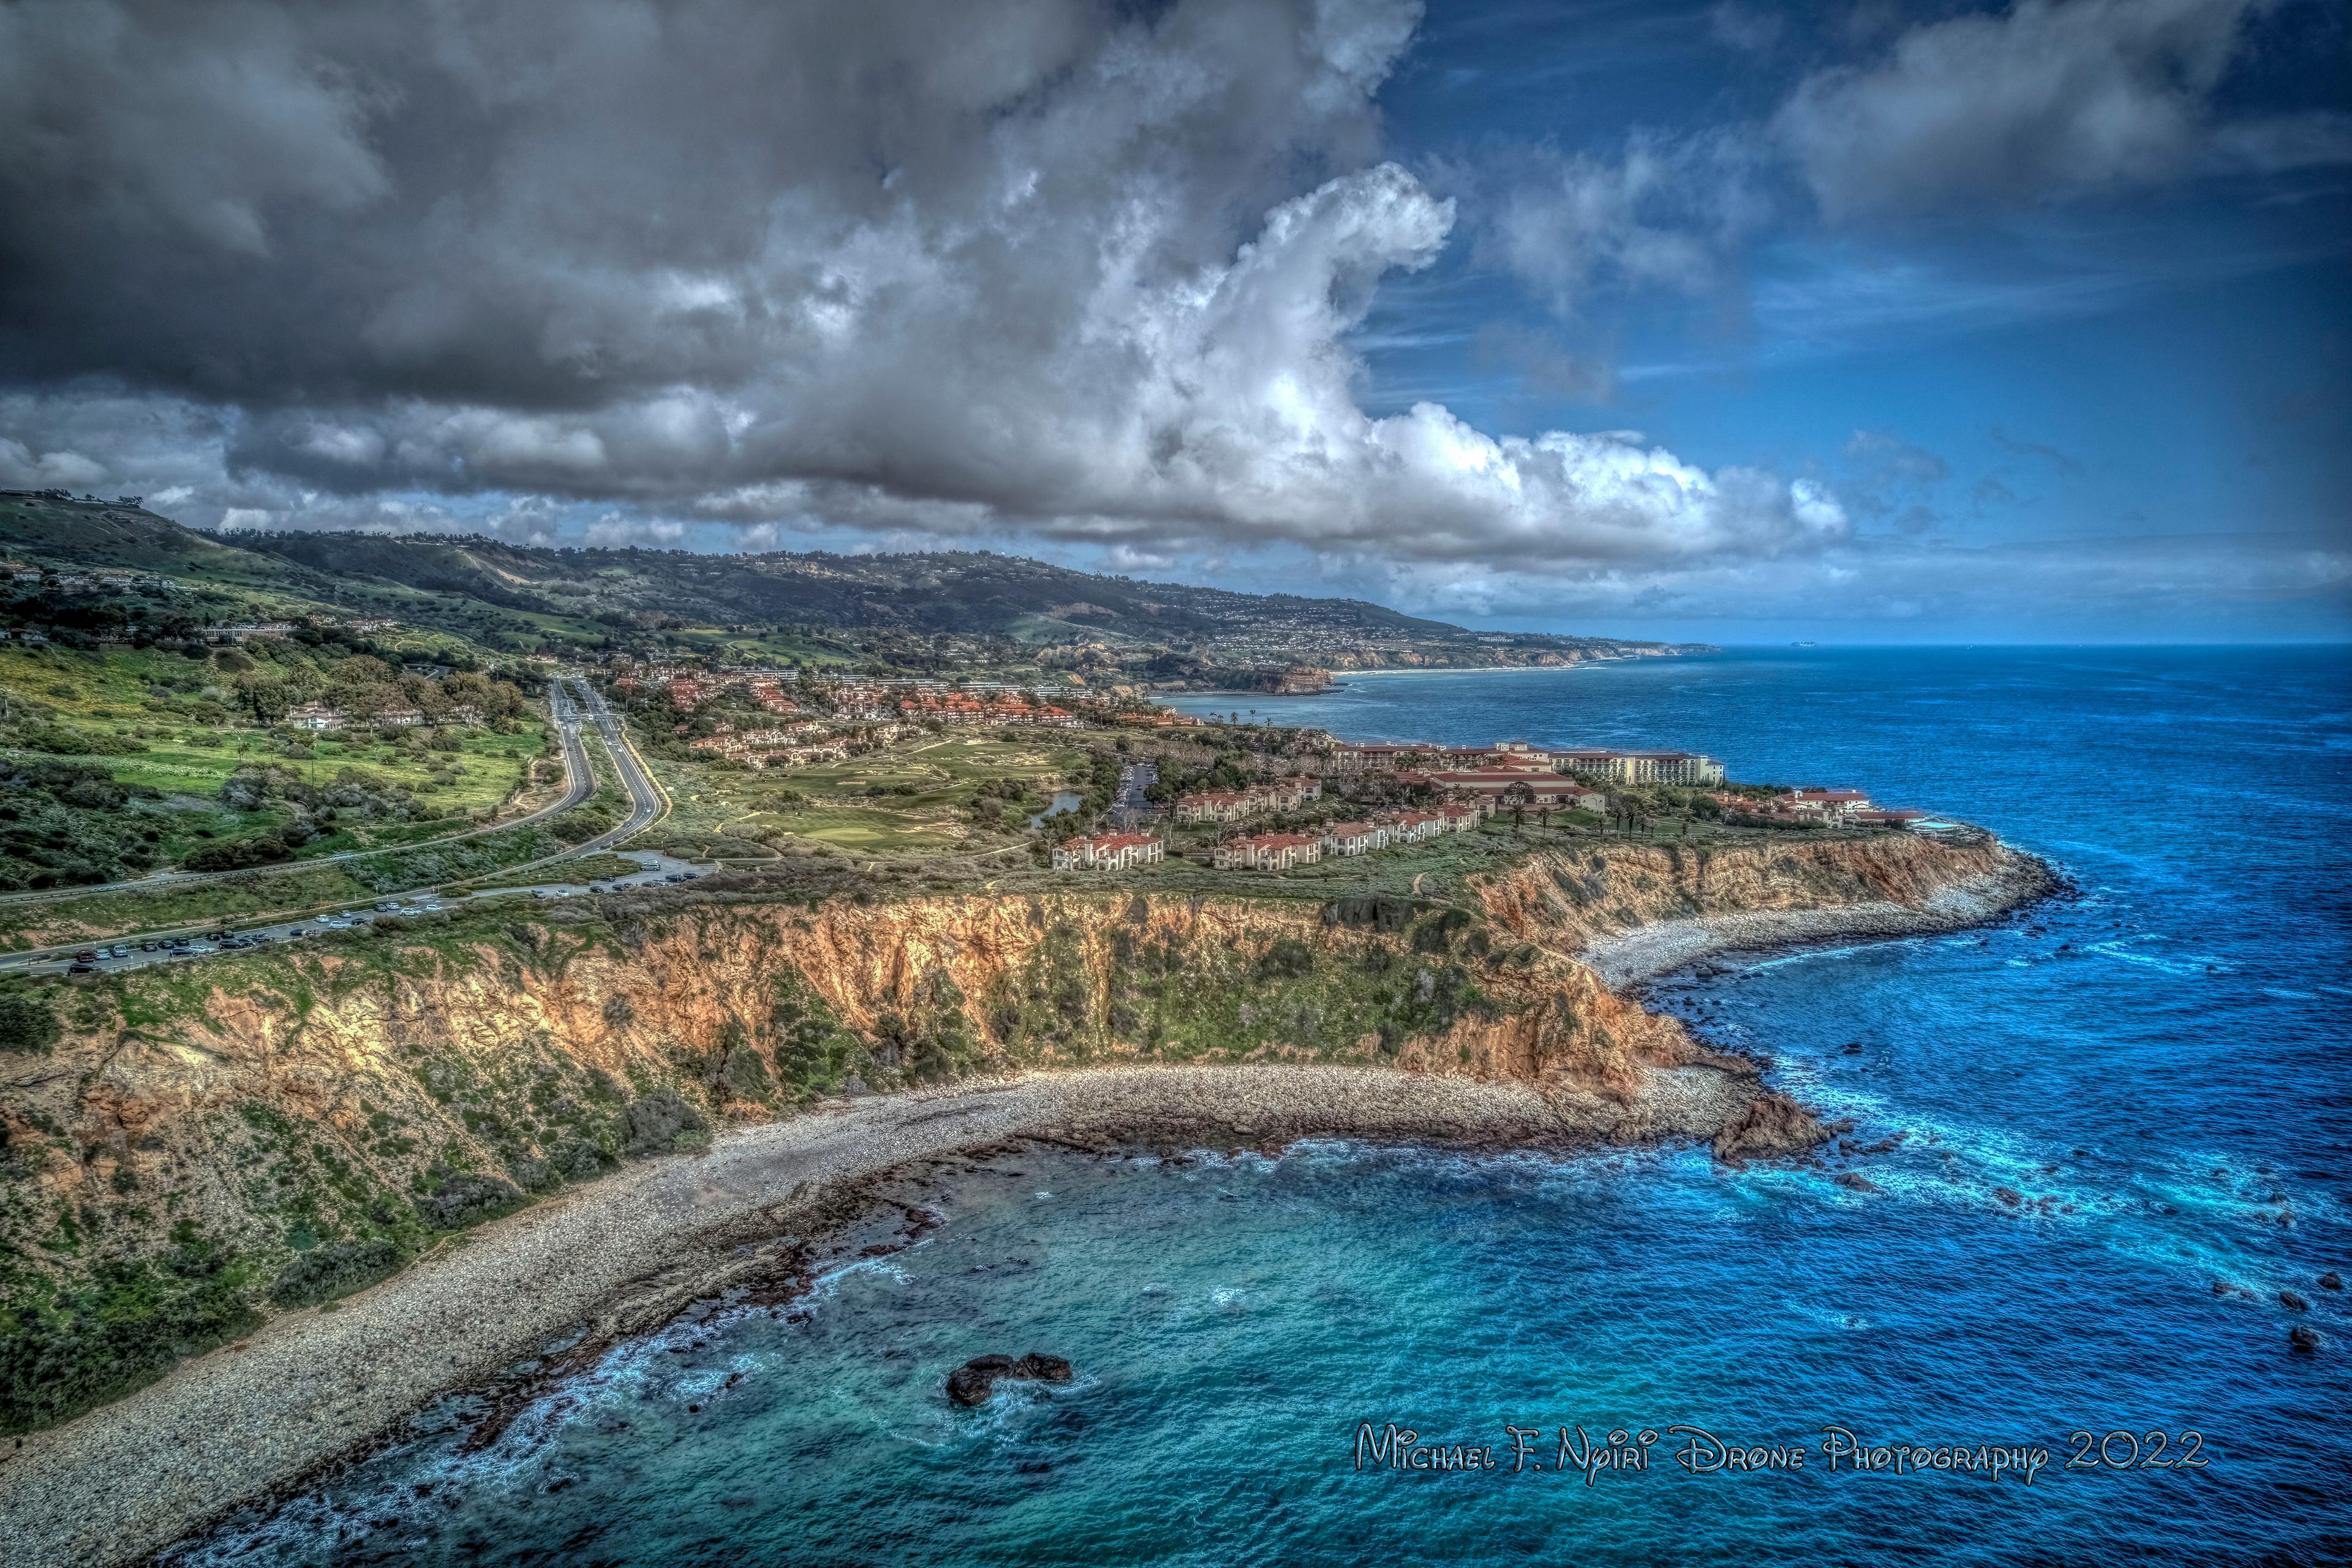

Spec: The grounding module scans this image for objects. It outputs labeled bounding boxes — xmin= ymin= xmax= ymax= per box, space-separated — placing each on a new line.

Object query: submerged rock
xmin=2288 ymin=1327 xmax=2321 ymax=1352
xmin=2280 ymin=1291 xmax=2309 ymax=1312
xmin=946 ymin=1351 xmax=1074 ymax=1406
xmin=2320 ymin=1272 xmax=2343 ymax=1291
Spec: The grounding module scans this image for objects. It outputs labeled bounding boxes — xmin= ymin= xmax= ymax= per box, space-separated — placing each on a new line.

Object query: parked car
xmin=67 ymin=963 xmax=94 ymax=975
xmin=74 ymin=949 xmax=97 ymax=963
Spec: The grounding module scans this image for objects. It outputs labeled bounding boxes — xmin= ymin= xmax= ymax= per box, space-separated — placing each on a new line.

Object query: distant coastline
xmin=1163 ymin=661 xmax=1633 ymax=698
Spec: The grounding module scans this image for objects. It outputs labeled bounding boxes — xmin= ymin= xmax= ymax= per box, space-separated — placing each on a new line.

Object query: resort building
xmin=1320 ymin=820 xmax=1389 ymax=857
xmin=1332 ymin=741 xmax=1444 ymax=771
xmin=1172 ymin=777 xmax=1322 ymax=824
xmin=1381 ymin=809 xmax=1449 ymax=845
xmin=1052 ymin=831 xmax=1164 ymax=871
xmin=1419 ymin=770 xmax=1595 ymax=804
xmin=1175 ymin=789 xmax=1256 ymax=824
xmin=1212 ymin=831 xmax=1323 ymax=871
xmin=1551 ymin=749 xmax=1725 ymax=786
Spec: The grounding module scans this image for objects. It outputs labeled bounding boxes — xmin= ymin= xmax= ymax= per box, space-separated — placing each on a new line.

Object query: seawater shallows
xmin=170 ymin=649 xmax=2351 ymax=1565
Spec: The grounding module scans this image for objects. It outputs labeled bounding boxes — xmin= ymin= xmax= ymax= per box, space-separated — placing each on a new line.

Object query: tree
xmin=235 ymin=671 xmax=290 ymax=725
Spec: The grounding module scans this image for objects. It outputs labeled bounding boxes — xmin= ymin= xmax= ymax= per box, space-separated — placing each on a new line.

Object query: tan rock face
xmin=1472 ymin=834 xmax=2015 ymax=951
xmin=2 ymin=835 xmax=2016 ymax=1312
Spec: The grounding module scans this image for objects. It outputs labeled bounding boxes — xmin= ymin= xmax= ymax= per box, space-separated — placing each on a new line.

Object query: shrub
xmin=623 ymin=1090 xmax=707 ymax=1155
xmin=181 ymin=831 xmax=303 ymax=873
xmin=268 ymin=1239 xmax=403 ymax=1308
xmin=0 ymin=1238 xmax=260 ymax=1435
xmin=0 ymin=993 xmax=61 ymax=1055
xmin=1255 ymin=936 xmax=1316 ymax=980
xmin=719 ymin=1042 xmax=774 ymax=1102
xmin=417 ymin=1172 xmax=524 ymax=1230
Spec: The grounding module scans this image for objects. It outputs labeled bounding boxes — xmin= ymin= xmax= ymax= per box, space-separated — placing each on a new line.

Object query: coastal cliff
xmin=0 ymin=830 xmax=2038 ymax=1434
xmin=1469 ymin=834 xmax=2057 ymax=986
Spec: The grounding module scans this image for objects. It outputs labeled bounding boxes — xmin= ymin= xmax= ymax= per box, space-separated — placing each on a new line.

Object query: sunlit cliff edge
xmin=0 ymin=832 xmax=2050 ymax=1432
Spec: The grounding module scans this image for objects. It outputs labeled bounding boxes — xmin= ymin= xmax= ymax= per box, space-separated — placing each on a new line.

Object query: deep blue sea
xmin=172 ymin=649 xmax=2350 ymax=1567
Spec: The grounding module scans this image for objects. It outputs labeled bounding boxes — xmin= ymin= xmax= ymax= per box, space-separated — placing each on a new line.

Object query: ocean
xmin=167 ymin=648 xmax=2350 ymax=1566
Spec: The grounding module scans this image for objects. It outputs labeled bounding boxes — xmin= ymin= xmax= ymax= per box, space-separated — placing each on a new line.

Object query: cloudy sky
xmin=2 ymin=0 xmax=2345 ymax=641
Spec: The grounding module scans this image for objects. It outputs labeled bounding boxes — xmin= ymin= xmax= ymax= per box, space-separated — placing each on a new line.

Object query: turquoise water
xmin=171 ymin=649 xmax=2350 ymax=1566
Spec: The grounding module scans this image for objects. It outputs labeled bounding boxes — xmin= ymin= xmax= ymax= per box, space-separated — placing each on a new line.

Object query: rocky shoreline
xmin=1 ymin=843 xmax=2055 ymax=1566
xmin=1579 ymin=843 xmax=2062 ymax=990
xmin=0 ymin=1060 xmax=1777 ymax=1568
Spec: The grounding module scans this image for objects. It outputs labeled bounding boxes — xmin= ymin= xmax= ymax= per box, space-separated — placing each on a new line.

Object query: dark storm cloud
xmin=1485 ymin=0 xmax=2352 ymax=320
xmin=1775 ymin=0 xmax=2272 ymax=217
xmin=0 ymin=0 xmax=1843 ymax=568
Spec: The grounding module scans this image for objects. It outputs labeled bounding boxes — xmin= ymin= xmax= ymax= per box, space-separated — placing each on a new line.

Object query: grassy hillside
xmin=0 ymin=639 xmax=551 ymax=893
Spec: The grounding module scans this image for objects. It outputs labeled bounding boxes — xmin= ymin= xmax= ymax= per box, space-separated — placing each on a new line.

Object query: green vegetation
xmin=641 ymin=730 xmax=1082 ymax=860
xmin=454 ymin=853 xmax=646 ymax=892
xmin=0 ymin=639 xmax=549 ymax=893
xmin=0 ymin=1227 xmax=262 ymax=1435
xmin=0 ymin=990 xmax=61 ymax=1053
xmin=978 ymin=898 xmax=1492 ymax=1065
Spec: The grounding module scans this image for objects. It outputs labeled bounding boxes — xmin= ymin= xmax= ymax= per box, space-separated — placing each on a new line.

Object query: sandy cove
xmin=0 ymin=1061 xmax=1756 ymax=1568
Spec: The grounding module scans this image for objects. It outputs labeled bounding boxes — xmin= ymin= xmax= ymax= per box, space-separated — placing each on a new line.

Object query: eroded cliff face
xmin=1 ymin=834 xmax=2023 ymax=1430
xmin=1 ymin=884 xmax=1722 ymax=1427
xmin=5 ymin=892 xmax=1697 ymax=1268
xmin=1471 ymin=833 xmax=2021 ymax=952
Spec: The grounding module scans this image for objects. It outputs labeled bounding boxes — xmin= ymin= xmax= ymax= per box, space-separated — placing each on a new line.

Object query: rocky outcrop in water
xmin=946 ymin=1351 xmax=1074 ymax=1406
xmin=1710 ymin=1090 xmax=1828 ymax=1163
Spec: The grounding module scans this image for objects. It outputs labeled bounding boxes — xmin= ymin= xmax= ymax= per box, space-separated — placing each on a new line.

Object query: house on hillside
xmin=1212 ymin=831 xmax=1322 ymax=870
xmin=286 ymin=701 xmax=345 ymax=732
xmin=1320 ymin=821 xmax=1388 ymax=857
xmin=1052 ymin=831 xmax=1164 ymax=870
xmin=1381 ymin=809 xmax=1447 ymax=844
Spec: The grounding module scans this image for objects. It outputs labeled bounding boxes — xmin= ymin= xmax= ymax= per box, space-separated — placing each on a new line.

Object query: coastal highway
xmin=0 ymin=850 xmax=708 ymax=979
xmin=0 ymin=679 xmax=597 ymax=911
xmin=563 ymin=675 xmax=670 ymax=851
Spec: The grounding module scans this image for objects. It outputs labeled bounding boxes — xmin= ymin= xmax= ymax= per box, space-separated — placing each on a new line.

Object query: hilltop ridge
xmin=0 ymin=491 xmax=1706 ymax=685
